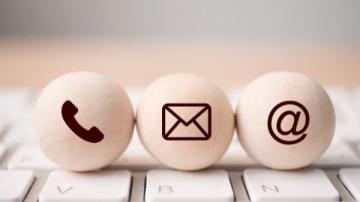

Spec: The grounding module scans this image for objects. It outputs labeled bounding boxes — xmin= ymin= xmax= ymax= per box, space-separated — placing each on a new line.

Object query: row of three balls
xmin=35 ymin=71 xmax=335 ymax=171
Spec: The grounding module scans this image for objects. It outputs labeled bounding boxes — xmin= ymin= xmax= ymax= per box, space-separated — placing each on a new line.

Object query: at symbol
xmin=267 ymin=100 xmax=309 ymax=145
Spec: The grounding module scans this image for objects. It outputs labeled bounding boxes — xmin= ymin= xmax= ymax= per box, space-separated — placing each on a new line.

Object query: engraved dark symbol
xmin=62 ymin=100 xmax=104 ymax=143
xmin=268 ymin=101 xmax=309 ymax=145
xmin=162 ymin=103 xmax=211 ymax=141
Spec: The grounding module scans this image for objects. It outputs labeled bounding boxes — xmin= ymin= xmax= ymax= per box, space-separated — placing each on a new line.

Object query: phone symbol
xmin=61 ymin=100 xmax=104 ymax=143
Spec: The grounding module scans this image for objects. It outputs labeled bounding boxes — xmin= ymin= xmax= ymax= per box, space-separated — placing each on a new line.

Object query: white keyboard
xmin=1 ymin=87 xmax=360 ymax=202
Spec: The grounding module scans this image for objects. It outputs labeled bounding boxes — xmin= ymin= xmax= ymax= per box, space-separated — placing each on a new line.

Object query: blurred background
xmin=0 ymin=0 xmax=359 ymax=89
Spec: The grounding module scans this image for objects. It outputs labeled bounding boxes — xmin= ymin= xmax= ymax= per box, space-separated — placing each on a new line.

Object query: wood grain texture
xmin=0 ymin=38 xmax=359 ymax=89
xmin=35 ymin=72 xmax=134 ymax=171
xmin=137 ymin=73 xmax=234 ymax=170
xmin=237 ymin=72 xmax=335 ymax=170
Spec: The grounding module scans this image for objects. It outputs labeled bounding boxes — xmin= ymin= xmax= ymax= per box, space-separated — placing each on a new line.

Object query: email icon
xmin=162 ymin=103 xmax=212 ymax=140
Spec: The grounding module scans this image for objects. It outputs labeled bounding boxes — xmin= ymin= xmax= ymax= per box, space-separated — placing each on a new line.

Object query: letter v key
xmin=57 ymin=186 xmax=73 ymax=194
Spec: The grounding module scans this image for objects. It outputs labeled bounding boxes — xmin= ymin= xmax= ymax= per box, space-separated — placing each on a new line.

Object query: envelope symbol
xmin=162 ymin=103 xmax=212 ymax=140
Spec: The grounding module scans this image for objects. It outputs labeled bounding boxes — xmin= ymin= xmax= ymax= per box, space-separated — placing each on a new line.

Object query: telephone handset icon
xmin=61 ymin=100 xmax=104 ymax=143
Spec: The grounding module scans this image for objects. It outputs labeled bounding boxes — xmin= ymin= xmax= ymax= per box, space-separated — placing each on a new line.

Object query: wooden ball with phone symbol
xmin=236 ymin=72 xmax=335 ymax=170
xmin=136 ymin=73 xmax=234 ymax=170
xmin=35 ymin=72 xmax=134 ymax=171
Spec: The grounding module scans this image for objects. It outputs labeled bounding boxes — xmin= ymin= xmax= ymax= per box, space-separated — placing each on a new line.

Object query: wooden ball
xmin=236 ymin=72 xmax=335 ymax=170
xmin=35 ymin=72 xmax=134 ymax=171
xmin=136 ymin=73 xmax=234 ymax=170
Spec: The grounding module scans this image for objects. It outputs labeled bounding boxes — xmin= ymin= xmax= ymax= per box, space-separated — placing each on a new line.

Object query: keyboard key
xmin=243 ymin=169 xmax=339 ymax=202
xmin=227 ymin=89 xmax=241 ymax=109
xmin=111 ymin=133 xmax=160 ymax=168
xmin=3 ymin=118 xmax=35 ymax=147
xmin=0 ymin=88 xmax=34 ymax=123
xmin=126 ymin=87 xmax=143 ymax=109
xmin=0 ymin=144 xmax=5 ymax=161
xmin=339 ymin=169 xmax=360 ymax=200
xmin=146 ymin=170 xmax=234 ymax=202
xmin=113 ymin=145 xmax=160 ymax=168
xmin=38 ymin=170 xmax=131 ymax=202
xmin=327 ymin=88 xmax=360 ymax=141
xmin=0 ymin=122 xmax=7 ymax=140
xmin=215 ymin=140 xmax=258 ymax=167
xmin=314 ymin=141 xmax=360 ymax=167
xmin=7 ymin=145 xmax=58 ymax=170
xmin=0 ymin=170 xmax=34 ymax=202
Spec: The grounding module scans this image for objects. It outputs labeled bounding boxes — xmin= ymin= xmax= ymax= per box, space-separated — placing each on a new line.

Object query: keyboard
xmin=1 ymin=87 xmax=360 ymax=202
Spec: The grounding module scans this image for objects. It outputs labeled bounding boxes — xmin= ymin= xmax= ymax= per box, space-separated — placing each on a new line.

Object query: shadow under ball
xmin=136 ymin=73 xmax=234 ymax=171
xmin=35 ymin=72 xmax=134 ymax=171
xmin=236 ymin=71 xmax=335 ymax=170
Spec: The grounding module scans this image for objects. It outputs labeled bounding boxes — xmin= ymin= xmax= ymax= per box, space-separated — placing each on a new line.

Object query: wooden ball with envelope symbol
xmin=162 ymin=103 xmax=211 ymax=140
xmin=137 ymin=73 xmax=234 ymax=171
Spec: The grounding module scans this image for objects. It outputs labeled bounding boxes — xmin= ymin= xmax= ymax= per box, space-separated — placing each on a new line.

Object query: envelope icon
xmin=162 ymin=103 xmax=212 ymax=140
